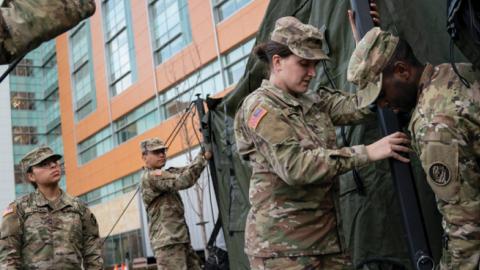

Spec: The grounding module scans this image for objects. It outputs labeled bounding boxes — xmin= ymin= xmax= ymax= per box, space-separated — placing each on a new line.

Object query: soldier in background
xmin=348 ymin=27 xmax=480 ymax=270
xmin=0 ymin=146 xmax=103 ymax=269
xmin=140 ymin=137 xmax=212 ymax=270
xmin=234 ymin=16 xmax=412 ymax=270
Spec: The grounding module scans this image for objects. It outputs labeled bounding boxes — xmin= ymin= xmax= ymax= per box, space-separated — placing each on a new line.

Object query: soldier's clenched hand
xmin=203 ymin=151 xmax=213 ymax=160
xmin=366 ymin=131 xmax=411 ymax=163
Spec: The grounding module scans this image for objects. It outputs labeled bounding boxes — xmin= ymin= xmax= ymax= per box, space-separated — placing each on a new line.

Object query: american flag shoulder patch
xmin=2 ymin=205 xmax=14 ymax=217
xmin=248 ymin=107 xmax=268 ymax=129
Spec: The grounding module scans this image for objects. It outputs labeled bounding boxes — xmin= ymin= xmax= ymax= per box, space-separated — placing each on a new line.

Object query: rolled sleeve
xmin=317 ymin=87 xmax=374 ymax=125
xmin=148 ymin=152 xmax=207 ymax=192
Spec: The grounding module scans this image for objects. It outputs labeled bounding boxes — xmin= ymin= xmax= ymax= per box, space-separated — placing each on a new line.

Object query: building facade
xmin=54 ymin=0 xmax=268 ymax=267
xmin=5 ymin=41 xmax=65 ymax=200
xmin=0 ymin=65 xmax=16 ymax=216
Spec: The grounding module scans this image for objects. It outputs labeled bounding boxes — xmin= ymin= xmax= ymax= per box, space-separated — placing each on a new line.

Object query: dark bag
xmin=0 ymin=0 xmax=96 ymax=64
xmin=205 ymin=246 xmax=229 ymax=270
xmin=204 ymin=218 xmax=229 ymax=270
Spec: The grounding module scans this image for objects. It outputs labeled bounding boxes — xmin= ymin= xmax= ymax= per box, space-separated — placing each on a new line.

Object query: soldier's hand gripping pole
xmin=194 ymin=94 xmax=212 ymax=153
xmin=349 ymin=1 xmax=435 ymax=269
xmin=194 ymin=94 xmax=220 ymax=192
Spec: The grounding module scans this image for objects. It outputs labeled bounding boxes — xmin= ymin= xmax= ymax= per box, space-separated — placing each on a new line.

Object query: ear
xmin=393 ymin=61 xmax=411 ymax=81
xmin=141 ymin=153 xmax=147 ymax=162
xmin=271 ymin=55 xmax=282 ymax=72
xmin=27 ymin=172 xmax=36 ymax=184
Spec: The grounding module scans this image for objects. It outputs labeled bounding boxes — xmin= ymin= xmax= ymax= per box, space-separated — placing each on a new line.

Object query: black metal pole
xmin=194 ymin=94 xmax=221 ymax=205
xmin=349 ymin=1 xmax=434 ymax=269
xmin=0 ymin=54 xmax=24 ymax=84
xmin=377 ymin=108 xmax=434 ymax=270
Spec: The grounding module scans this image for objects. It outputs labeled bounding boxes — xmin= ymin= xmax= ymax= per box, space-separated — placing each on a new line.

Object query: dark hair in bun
xmin=253 ymin=40 xmax=293 ymax=65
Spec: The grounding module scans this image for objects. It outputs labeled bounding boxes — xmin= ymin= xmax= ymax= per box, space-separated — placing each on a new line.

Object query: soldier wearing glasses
xmin=0 ymin=146 xmax=103 ymax=269
xmin=140 ymin=137 xmax=212 ymax=270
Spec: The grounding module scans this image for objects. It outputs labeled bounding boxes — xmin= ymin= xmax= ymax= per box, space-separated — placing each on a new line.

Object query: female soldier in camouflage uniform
xmin=234 ymin=17 xmax=411 ymax=270
xmin=0 ymin=146 xmax=103 ymax=269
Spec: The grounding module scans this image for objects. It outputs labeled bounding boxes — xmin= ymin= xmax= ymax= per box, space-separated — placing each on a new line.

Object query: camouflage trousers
xmin=249 ymin=253 xmax=352 ymax=270
xmin=154 ymin=243 xmax=202 ymax=270
xmin=438 ymin=238 xmax=480 ymax=270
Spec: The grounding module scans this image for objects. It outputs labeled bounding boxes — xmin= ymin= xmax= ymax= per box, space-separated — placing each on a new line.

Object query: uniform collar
xmin=261 ymin=79 xmax=314 ymax=112
xmin=34 ymin=189 xmax=73 ymax=208
xmin=34 ymin=189 xmax=50 ymax=207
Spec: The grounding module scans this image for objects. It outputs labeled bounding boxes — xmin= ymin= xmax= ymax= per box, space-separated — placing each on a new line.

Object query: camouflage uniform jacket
xmin=408 ymin=63 xmax=480 ymax=269
xmin=141 ymin=152 xmax=207 ymax=249
xmin=234 ymin=80 xmax=372 ymax=257
xmin=0 ymin=189 xmax=103 ymax=270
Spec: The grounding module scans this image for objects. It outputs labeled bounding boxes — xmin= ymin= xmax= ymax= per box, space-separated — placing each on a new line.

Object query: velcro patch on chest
xmin=248 ymin=107 xmax=268 ymax=129
xmin=428 ymin=162 xmax=451 ymax=186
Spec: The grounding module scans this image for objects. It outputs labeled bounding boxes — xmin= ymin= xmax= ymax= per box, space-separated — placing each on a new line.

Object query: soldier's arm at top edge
xmin=148 ymin=151 xmax=208 ymax=192
xmin=81 ymin=207 xmax=104 ymax=269
xmin=243 ymin=104 xmax=370 ymax=186
xmin=0 ymin=203 xmax=22 ymax=270
xmin=316 ymin=86 xmax=374 ymax=125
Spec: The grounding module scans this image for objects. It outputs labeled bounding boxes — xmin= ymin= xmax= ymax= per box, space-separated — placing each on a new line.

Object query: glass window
xmin=11 ymin=92 xmax=36 ymax=110
xmin=71 ymin=28 xmax=89 ymax=69
xmin=47 ymin=125 xmax=63 ymax=154
xmin=45 ymin=90 xmax=61 ymax=126
xmin=15 ymin=183 xmax=35 ymax=198
xmin=214 ymin=0 xmax=252 ymax=22
xmin=12 ymin=126 xmax=38 ymax=145
xmin=149 ymin=0 xmax=192 ymax=64
xmin=43 ymin=54 xmax=58 ymax=92
xmin=77 ymin=127 xmax=114 ymax=164
xmin=79 ymin=171 xmax=141 ymax=206
xmin=76 ymin=101 xmax=95 ymax=121
xmin=73 ymin=65 xmax=92 ymax=104
xmin=102 ymin=230 xmax=145 ymax=268
xmin=103 ymin=0 xmax=135 ymax=96
xmin=70 ymin=21 xmax=96 ymax=121
xmin=114 ymin=99 xmax=158 ymax=144
xmin=158 ymin=60 xmax=223 ymax=120
xmin=222 ymin=38 xmax=255 ymax=85
xmin=11 ymin=59 xmax=34 ymax=77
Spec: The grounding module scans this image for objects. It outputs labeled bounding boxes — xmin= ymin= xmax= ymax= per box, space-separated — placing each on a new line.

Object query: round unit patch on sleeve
xmin=428 ymin=162 xmax=451 ymax=186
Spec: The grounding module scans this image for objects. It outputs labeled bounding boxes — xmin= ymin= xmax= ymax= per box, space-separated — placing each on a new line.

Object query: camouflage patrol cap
xmin=20 ymin=146 xmax=62 ymax=173
xmin=140 ymin=137 xmax=167 ymax=153
xmin=355 ymin=75 xmax=383 ymax=108
xmin=271 ymin=16 xmax=329 ymax=60
xmin=347 ymin=27 xmax=399 ymax=108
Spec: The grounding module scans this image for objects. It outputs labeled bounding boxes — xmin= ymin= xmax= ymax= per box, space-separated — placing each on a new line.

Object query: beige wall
xmin=90 ymin=190 xmax=141 ymax=237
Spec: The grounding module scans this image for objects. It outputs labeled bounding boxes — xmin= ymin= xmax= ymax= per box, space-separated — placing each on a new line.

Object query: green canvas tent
xmin=205 ymin=1 xmax=472 ymax=269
